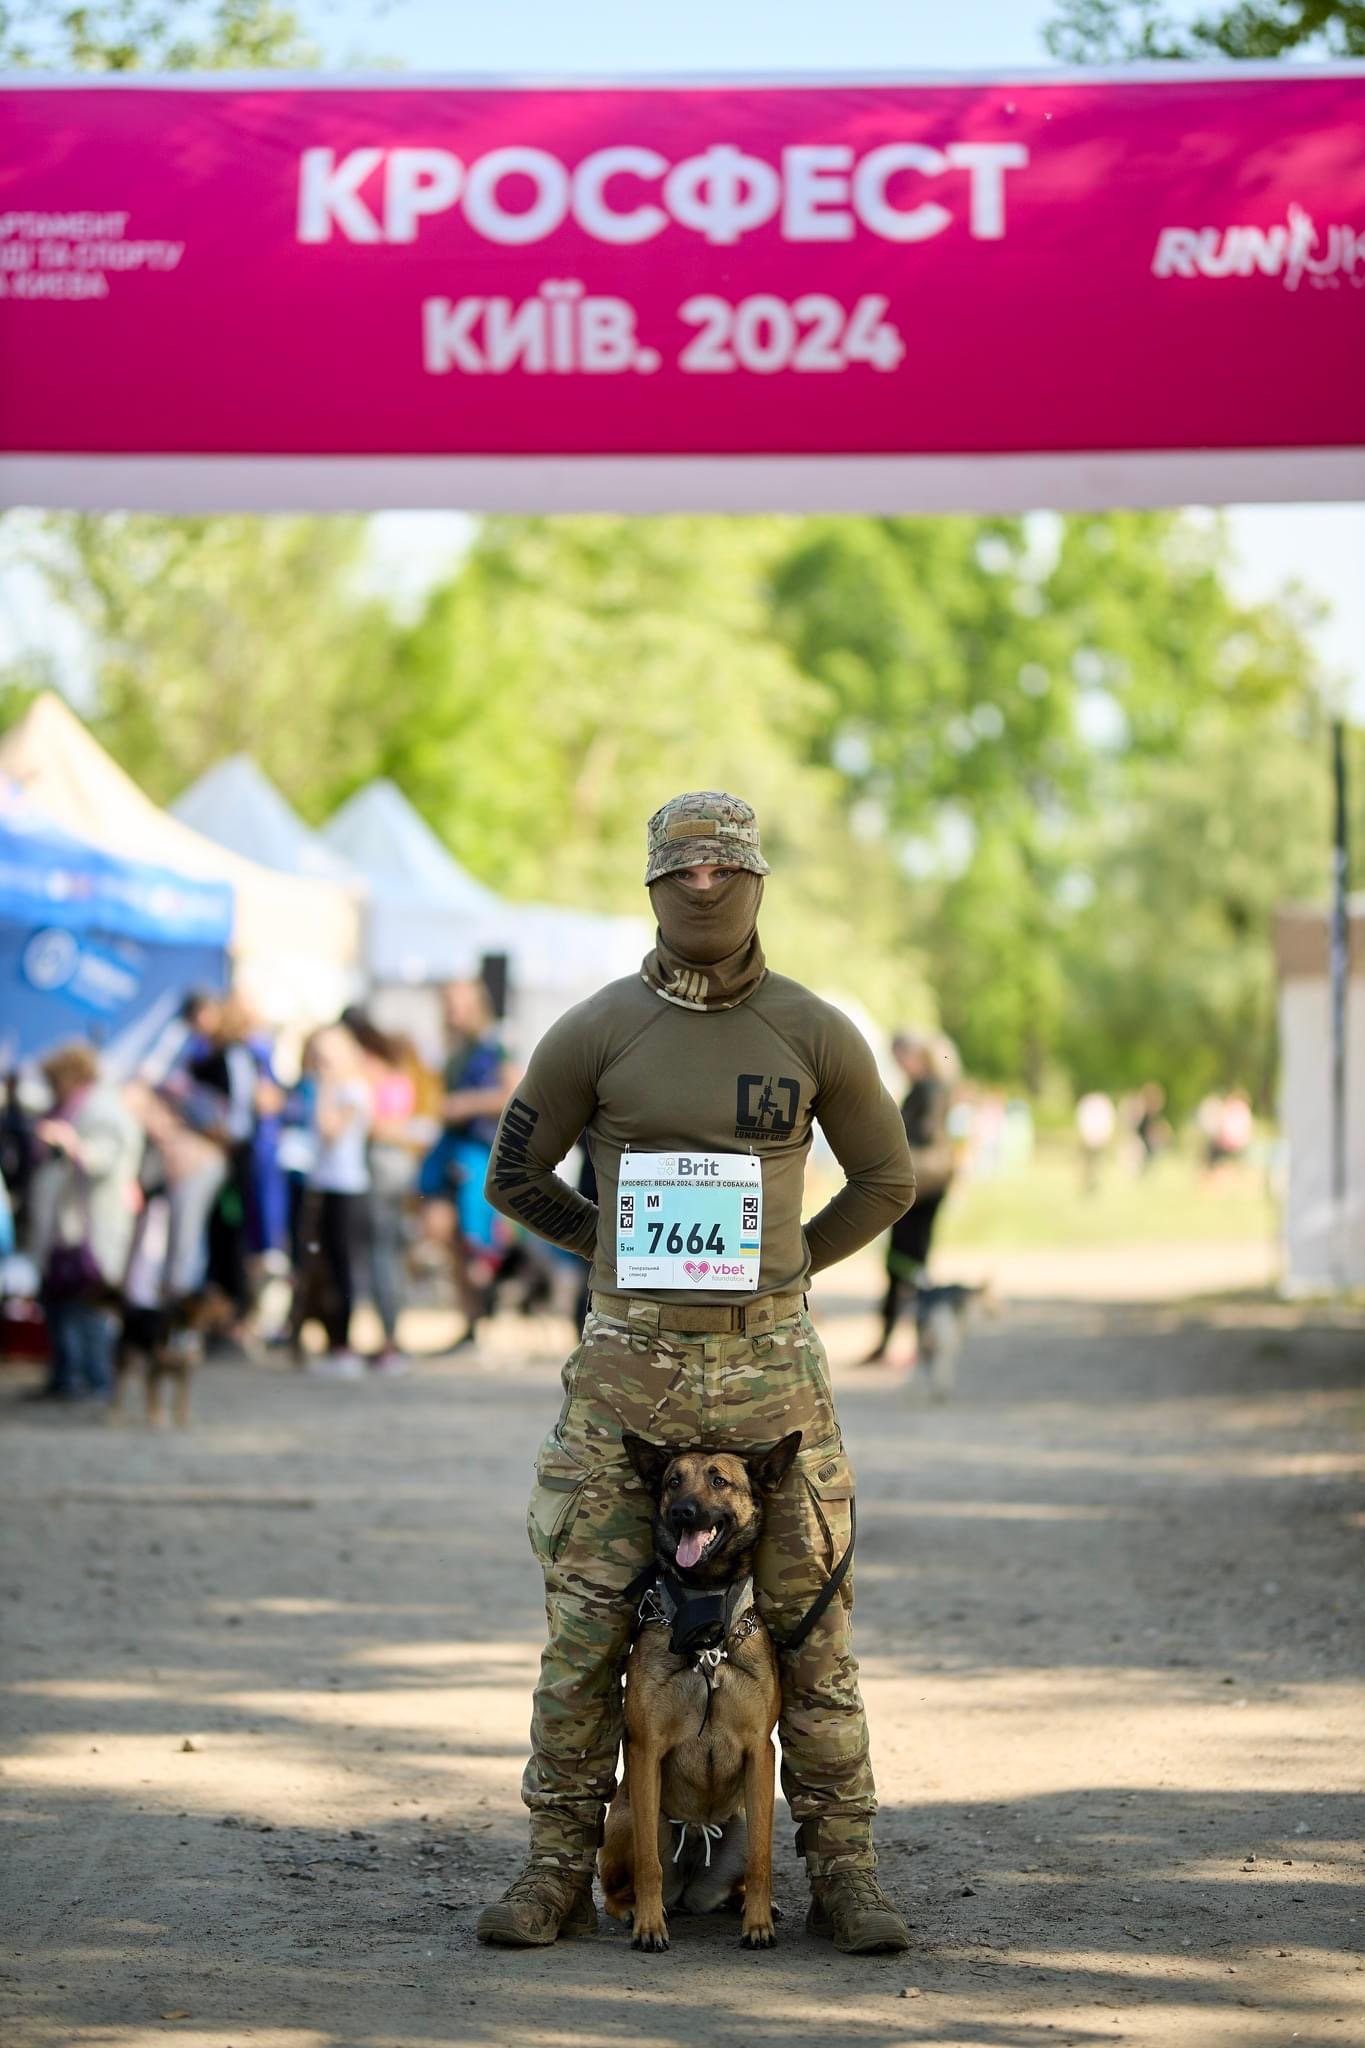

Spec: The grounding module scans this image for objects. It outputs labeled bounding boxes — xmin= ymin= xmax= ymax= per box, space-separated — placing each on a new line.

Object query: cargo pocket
xmin=800 ymin=1445 xmax=856 ymax=1580
xmin=526 ymin=1441 xmax=588 ymax=1568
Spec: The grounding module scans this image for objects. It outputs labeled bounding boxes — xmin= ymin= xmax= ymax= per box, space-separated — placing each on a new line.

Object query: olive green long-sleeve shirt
xmin=485 ymin=970 xmax=915 ymax=1305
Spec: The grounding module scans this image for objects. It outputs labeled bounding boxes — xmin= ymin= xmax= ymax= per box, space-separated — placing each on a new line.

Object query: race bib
xmin=615 ymin=1151 xmax=762 ymax=1292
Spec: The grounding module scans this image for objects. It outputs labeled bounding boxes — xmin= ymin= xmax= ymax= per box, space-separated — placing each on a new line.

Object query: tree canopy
xmin=1044 ymin=0 xmax=1365 ymax=61
xmin=0 ymin=0 xmax=311 ymax=69
xmin=6 ymin=504 xmax=1353 ymax=1116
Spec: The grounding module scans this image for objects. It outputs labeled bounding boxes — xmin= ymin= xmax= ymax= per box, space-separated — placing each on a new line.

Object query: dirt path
xmin=2 ymin=1270 xmax=1363 ymax=2048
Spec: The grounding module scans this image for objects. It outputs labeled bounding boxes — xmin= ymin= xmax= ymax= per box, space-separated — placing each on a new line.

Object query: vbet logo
xmin=1152 ymin=203 xmax=1363 ymax=290
xmin=683 ymin=1260 xmax=746 ymax=1283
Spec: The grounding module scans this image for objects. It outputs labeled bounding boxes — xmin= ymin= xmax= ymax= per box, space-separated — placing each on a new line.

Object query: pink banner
xmin=1 ymin=73 xmax=1363 ymax=510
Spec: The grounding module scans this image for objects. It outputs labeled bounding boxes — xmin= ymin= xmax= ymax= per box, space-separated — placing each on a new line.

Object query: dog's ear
xmin=622 ymin=1434 xmax=675 ymax=1496
xmin=748 ymin=1430 xmax=802 ymax=1493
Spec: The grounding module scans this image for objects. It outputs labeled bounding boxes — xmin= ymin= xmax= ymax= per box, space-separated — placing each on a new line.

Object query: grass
xmin=935 ymin=1142 xmax=1277 ymax=1253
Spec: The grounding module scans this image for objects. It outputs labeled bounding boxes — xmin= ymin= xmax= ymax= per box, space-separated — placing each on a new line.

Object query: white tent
xmin=0 ymin=694 xmax=362 ymax=1024
xmin=320 ymin=780 xmax=648 ymax=1056
xmin=1275 ymin=900 xmax=1365 ymax=1293
xmin=171 ymin=755 xmax=356 ymax=884
xmin=319 ymin=779 xmax=502 ymax=984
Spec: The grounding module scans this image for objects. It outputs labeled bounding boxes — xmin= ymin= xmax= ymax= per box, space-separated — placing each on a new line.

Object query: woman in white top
xmin=28 ymin=1042 xmax=143 ymax=1401
xmin=305 ymin=1025 xmax=371 ymax=1377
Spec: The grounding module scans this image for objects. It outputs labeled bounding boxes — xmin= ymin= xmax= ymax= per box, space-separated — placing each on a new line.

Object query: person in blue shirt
xmin=420 ymin=977 xmax=515 ymax=1349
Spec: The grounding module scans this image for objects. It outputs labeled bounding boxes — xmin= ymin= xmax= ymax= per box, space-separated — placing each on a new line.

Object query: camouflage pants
xmin=523 ymin=1296 xmax=877 ymax=1879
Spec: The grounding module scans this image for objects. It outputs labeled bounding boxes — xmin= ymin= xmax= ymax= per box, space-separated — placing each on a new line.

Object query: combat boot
xmin=806 ymin=1870 xmax=911 ymax=1954
xmin=476 ymin=1863 xmax=598 ymax=1947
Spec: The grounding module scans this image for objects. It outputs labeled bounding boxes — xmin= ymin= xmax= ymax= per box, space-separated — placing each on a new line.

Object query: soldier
xmin=476 ymin=792 xmax=916 ymax=1955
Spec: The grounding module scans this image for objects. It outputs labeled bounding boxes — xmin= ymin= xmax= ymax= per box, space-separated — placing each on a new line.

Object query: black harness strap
xmin=624 ymin=1558 xmax=660 ymax=1612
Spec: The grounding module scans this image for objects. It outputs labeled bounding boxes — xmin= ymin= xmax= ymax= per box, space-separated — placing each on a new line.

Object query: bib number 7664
xmin=646 ymin=1220 xmax=728 ymax=1256
xmin=616 ymin=1150 xmax=762 ymax=1291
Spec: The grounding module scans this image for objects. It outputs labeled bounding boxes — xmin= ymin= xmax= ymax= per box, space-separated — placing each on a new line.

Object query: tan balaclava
xmin=640 ymin=792 xmax=769 ymax=1011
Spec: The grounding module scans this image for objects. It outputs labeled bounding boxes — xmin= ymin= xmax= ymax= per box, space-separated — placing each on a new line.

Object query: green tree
xmin=769 ymin=516 xmax=1089 ymax=831
xmin=1057 ymin=699 xmax=1339 ymax=1114
xmin=371 ymin=516 xmax=934 ymax=1020
xmin=1044 ymin=0 xmax=1364 ymax=63
xmin=764 ymin=509 xmax=1338 ymax=1100
xmin=6 ymin=496 xmax=1348 ymax=1102
xmin=0 ymin=0 xmax=311 ymax=69
xmin=765 ymin=513 xmax=1090 ymax=1081
xmin=30 ymin=513 xmax=397 ymax=810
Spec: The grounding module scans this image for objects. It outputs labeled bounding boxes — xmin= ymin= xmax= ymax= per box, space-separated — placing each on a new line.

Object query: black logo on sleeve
xmin=491 ymin=1094 xmax=587 ymax=1240
xmin=736 ymin=1074 xmax=800 ymax=1139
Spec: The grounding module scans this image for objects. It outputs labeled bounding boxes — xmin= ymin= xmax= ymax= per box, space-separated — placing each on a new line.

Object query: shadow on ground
xmin=2 ymin=1291 xmax=1362 ymax=2044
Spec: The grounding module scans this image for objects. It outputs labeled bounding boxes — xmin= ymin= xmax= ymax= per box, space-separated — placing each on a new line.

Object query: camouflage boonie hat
xmin=645 ymin=791 xmax=770 ymax=885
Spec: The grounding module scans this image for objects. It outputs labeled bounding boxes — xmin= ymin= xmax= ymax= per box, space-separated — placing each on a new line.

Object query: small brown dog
xmin=598 ymin=1430 xmax=801 ymax=1953
xmin=111 ymin=1296 xmax=213 ymax=1428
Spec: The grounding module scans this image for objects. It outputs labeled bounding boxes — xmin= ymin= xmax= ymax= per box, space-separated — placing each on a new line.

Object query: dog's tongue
xmin=674 ymin=1528 xmax=710 ymax=1570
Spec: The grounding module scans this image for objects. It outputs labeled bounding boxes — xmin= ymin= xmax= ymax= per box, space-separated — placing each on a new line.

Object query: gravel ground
xmin=1 ymin=1261 xmax=1362 ymax=2048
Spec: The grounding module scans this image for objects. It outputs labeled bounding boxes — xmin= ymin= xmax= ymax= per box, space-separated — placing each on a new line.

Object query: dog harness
xmin=650 ymin=1572 xmax=756 ymax=1659
xmin=635 ymin=1573 xmax=764 ymax=1734
xmin=630 ymin=1500 xmax=856 ymax=1739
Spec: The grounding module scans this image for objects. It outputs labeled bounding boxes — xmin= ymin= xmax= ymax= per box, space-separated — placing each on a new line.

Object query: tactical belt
xmin=589 ymin=1289 xmax=805 ymax=1336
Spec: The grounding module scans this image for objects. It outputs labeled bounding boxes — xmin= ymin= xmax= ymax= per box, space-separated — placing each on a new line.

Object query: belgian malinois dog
xmin=598 ymin=1430 xmax=801 ymax=1952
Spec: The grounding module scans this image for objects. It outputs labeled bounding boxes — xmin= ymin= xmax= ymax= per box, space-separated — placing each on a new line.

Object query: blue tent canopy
xmin=0 ymin=790 xmax=232 ymax=1062
xmin=0 ymin=791 xmax=232 ymax=946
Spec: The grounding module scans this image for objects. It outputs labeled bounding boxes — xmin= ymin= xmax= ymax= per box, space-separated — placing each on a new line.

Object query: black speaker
xmin=480 ymin=952 xmax=510 ymax=1020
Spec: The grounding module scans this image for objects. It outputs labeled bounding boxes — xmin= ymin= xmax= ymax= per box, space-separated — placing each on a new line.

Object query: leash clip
xmin=637 ymin=1585 xmax=668 ymax=1632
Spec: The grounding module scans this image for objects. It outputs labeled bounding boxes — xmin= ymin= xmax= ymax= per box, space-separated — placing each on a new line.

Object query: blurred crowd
xmin=0 ymin=985 xmax=1265 ymax=1412
xmin=1074 ymin=1082 xmax=1256 ymax=1191
xmin=0 ymin=978 xmax=583 ymax=1407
